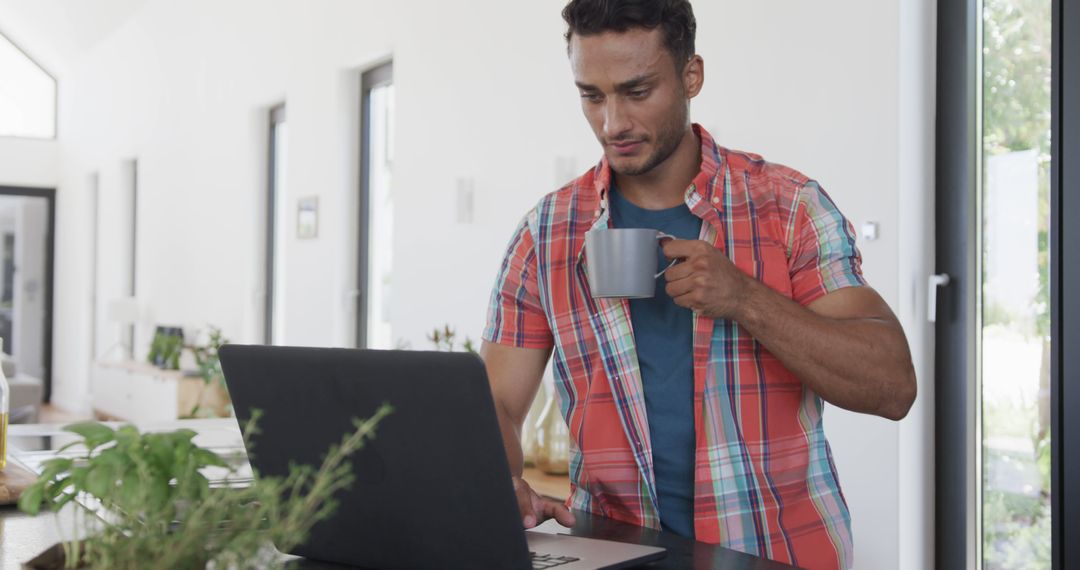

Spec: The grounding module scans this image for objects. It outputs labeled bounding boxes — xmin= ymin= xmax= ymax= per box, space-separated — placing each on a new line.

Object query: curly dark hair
xmin=561 ymin=0 xmax=697 ymax=67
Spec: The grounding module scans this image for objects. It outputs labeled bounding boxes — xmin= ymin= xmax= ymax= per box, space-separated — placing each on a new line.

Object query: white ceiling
xmin=0 ymin=0 xmax=146 ymax=74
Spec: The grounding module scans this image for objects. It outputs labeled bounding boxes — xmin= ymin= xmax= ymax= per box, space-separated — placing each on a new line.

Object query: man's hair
xmin=562 ymin=0 xmax=697 ymax=67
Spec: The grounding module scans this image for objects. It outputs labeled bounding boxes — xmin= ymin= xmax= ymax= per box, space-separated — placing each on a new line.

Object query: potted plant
xmin=17 ymin=404 xmax=393 ymax=569
xmin=147 ymin=327 xmax=184 ymax=370
xmin=183 ymin=326 xmax=231 ymax=418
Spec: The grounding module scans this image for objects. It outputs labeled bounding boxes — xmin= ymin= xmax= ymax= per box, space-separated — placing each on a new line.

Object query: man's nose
xmin=602 ymin=100 xmax=632 ymax=139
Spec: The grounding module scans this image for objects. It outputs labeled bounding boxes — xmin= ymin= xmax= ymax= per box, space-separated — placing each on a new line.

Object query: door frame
xmin=934 ymin=0 xmax=981 ymax=566
xmin=1050 ymin=0 xmax=1078 ymax=565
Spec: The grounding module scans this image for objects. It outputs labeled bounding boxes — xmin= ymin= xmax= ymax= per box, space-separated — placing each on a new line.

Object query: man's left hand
xmin=661 ymin=239 xmax=752 ymax=320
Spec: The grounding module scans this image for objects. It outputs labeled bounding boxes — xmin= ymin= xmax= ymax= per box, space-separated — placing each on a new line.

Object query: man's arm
xmin=736 ymin=280 xmax=916 ymax=420
xmin=480 ymin=341 xmax=576 ymax=527
xmin=661 ymin=239 xmax=917 ymax=421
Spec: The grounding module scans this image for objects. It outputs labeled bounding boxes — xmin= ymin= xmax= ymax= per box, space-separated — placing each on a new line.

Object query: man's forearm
xmin=495 ymin=402 xmax=526 ymax=478
xmin=480 ymin=342 xmax=551 ymax=479
xmin=733 ymin=280 xmax=917 ymax=420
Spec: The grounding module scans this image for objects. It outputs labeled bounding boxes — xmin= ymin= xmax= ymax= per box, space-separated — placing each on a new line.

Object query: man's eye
xmin=628 ymin=89 xmax=649 ymax=99
xmin=581 ymin=93 xmax=603 ymax=103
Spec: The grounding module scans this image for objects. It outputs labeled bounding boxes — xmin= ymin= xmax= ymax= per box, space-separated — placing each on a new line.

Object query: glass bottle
xmin=0 ymin=338 xmax=8 ymax=470
xmin=533 ymin=392 xmax=570 ymax=475
xmin=521 ymin=383 xmax=547 ymax=468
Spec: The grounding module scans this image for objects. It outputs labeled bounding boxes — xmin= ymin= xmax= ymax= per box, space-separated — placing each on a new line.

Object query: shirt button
xmin=711 ymin=196 xmax=720 ymax=204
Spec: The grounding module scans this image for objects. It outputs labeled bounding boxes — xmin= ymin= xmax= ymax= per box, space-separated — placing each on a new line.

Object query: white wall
xmin=47 ymin=1 xmax=935 ymax=567
xmin=0 ymin=137 xmax=58 ymax=188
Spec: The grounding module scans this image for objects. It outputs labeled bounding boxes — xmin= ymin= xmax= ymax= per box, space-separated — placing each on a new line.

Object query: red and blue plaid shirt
xmin=484 ymin=125 xmax=862 ymax=570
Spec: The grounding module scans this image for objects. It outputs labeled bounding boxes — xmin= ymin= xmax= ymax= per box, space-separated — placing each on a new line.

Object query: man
xmin=480 ymin=1 xmax=916 ymax=568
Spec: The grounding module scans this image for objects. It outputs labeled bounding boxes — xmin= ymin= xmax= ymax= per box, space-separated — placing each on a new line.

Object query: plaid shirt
xmin=484 ymin=125 xmax=862 ymax=570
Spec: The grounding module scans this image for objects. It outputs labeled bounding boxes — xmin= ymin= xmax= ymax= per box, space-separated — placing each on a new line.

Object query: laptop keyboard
xmin=530 ymin=551 xmax=581 ymax=568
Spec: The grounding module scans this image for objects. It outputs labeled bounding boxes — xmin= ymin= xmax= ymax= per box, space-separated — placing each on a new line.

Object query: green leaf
xmin=114 ymin=425 xmax=139 ymax=446
xmin=52 ymin=493 xmax=75 ymax=511
xmin=85 ymin=465 xmax=114 ymax=499
xmin=39 ymin=457 xmax=73 ymax=480
xmin=45 ymin=476 xmax=73 ymax=501
xmin=63 ymin=422 xmax=116 ymax=449
xmin=169 ymin=429 xmax=197 ymax=444
xmin=17 ymin=482 xmax=45 ymax=515
xmin=119 ymin=472 xmax=142 ymax=509
xmin=190 ymin=448 xmax=227 ymax=469
xmin=147 ymin=477 xmax=170 ymax=511
xmin=148 ymin=435 xmax=175 ymax=472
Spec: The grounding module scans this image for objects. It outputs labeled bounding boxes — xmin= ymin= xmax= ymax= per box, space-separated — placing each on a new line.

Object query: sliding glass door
xmin=938 ymin=0 xmax=1076 ymax=566
xmin=979 ymin=0 xmax=1053 ymax=566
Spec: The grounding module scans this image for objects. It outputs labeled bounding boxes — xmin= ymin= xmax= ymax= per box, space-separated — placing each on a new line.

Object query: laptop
xmin=218 ymin=344 xmax=666 ymax=569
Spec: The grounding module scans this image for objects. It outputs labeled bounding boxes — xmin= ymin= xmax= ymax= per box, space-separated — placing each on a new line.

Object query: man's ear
xmin=683 ymin=55 xmax=704 ymax=99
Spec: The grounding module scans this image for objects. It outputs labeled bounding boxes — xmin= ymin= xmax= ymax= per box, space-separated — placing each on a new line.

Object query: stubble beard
xmin=609 ymin=104 xmax=690 ymax=177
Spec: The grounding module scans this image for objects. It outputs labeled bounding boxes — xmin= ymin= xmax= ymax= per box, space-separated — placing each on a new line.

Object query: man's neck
xmin=612 ymin=127 xmax=702 ymax=210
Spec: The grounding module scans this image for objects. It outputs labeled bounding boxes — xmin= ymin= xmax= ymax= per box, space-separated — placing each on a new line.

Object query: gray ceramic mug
xmin=584 ymin=228 xmax=677 ymax=298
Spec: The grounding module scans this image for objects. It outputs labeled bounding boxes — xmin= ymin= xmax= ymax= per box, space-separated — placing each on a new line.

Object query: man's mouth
xmin=609 ymin=140 xmax=646 ymax=154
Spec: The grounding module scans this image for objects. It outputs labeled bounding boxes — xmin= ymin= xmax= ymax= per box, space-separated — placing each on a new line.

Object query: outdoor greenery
xmin=981 ymin=0 xmax=1052 ymax=568
xmin=17 ymin=405 xmax=392 ymax=569
xmin=982 ymin=0 xmax=1052 ymax=336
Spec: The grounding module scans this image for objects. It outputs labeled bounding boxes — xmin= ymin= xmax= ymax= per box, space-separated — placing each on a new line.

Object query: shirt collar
xmin=591 ymin=123 xmax=725 ymax=215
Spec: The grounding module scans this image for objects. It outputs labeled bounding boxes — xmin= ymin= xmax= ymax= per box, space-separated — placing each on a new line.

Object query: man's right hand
xmin=512 ymin=476 xmax=577 ymax=529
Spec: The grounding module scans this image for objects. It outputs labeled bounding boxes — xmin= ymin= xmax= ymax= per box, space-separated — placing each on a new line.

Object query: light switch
xmin=861 ymin=221 xmax=880 ymax=241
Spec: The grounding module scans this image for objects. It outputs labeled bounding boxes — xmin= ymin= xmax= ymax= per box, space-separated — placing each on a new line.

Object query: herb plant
xmin=18 ymin=404 xmax=393 ymax=569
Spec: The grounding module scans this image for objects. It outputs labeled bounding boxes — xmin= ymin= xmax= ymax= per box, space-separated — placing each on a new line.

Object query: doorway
xmin=0 ymin=186 xmax=55 ymax=403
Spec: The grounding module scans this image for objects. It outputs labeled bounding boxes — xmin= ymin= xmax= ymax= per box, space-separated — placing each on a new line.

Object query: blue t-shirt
xmin=608 ymin=185 xmax=701 ymax=538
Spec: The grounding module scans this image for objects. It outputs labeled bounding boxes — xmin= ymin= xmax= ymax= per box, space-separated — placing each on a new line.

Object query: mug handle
xmin=655 ymin=232 xmax=679 ymax=278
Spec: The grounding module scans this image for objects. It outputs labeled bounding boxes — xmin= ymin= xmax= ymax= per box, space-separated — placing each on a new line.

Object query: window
xmin=0 ymin=31 xmax=56 ymax=138
xmin=266 ymin=105 xmax=287 ymax=345
xmin=979 ymin=1 xmax=1053 ymax=566
xmin=935 ymin=0 xmax=1074 ymax=567
xmin=357 ymin=63 xmax=394 ymax=349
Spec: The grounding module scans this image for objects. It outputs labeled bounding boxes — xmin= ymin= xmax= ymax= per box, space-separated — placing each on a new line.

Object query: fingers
xmin=661 ymin=240 xmax=717 ymax=282
xmin=663 ymin=260 xmax=694 ymax=282
xmin=546 ymin=501 xmax=578 ymax=527
xmin=665 ymin=276 xmax=697 ymax=299
xmin=515 ymin=476 xmax=577 ymax=529
xmin=661 ymin=238 xmax=710 ymax=260
xmin=513 ymin=478 xmax=539 ymax=528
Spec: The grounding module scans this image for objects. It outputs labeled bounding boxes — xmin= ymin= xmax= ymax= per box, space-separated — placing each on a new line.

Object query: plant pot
xmin=24 ymin=541 xmax=89 ymax=569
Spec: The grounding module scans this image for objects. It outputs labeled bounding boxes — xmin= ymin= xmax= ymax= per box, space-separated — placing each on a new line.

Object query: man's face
xmin=570 ymin=28 xmax=699 ymax=177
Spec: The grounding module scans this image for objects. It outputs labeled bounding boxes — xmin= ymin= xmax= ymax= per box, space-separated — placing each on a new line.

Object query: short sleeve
xmin=482 ymin=216 xmax=554 ymax=349
xmin=787 ymin=180 xmax=867 ymax=306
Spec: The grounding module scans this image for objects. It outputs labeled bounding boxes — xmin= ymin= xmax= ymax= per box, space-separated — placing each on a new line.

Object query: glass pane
xmin=980 ymin=0 xmax=1052 ymax=567
xmin=366 ymin=82 xmax=394 ymax=349
xmin=0 ymin=196 xmax=50 ymax=380
xmin=0 ymin=33 xmax=56 ymax=138
xmin=272 ymin=120 xmax=288 ymax=345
